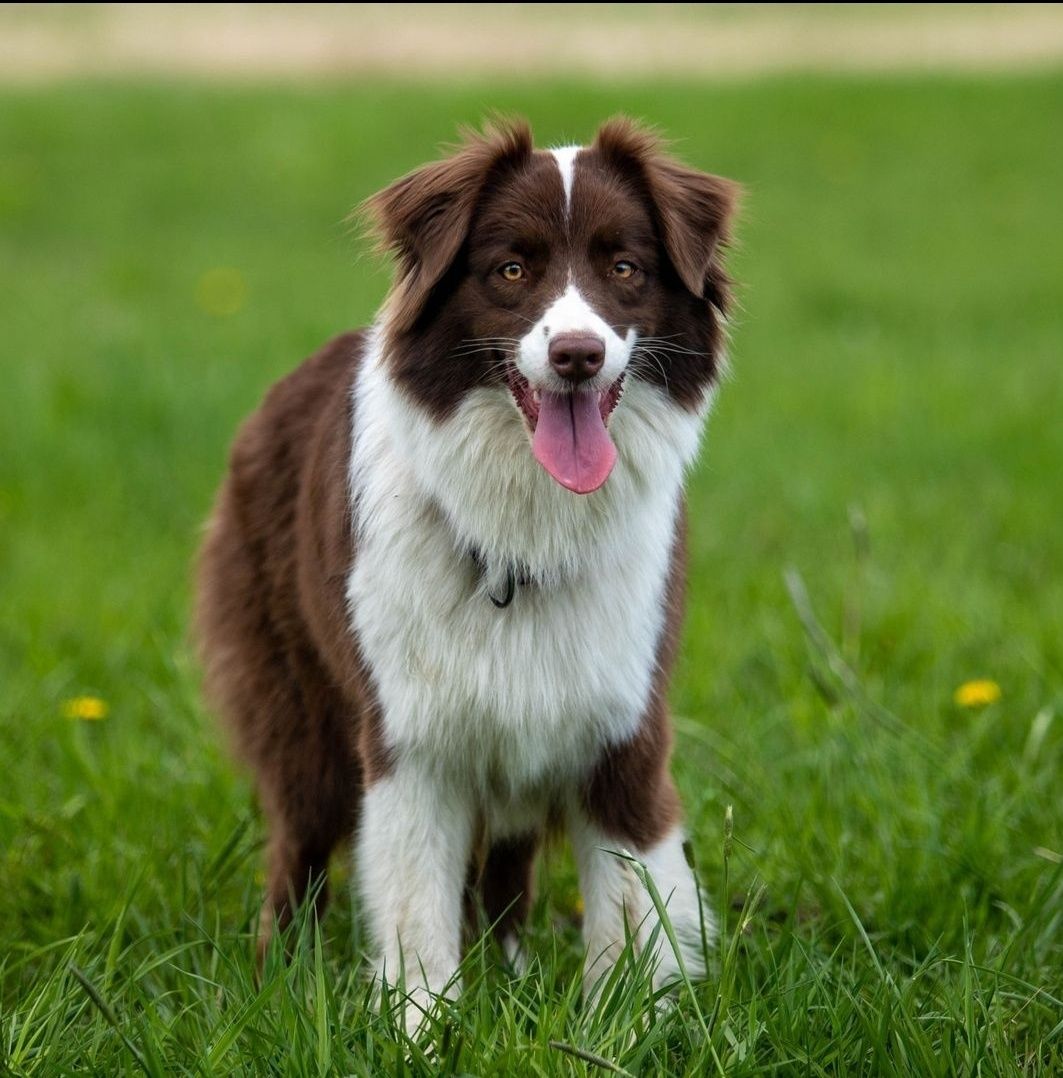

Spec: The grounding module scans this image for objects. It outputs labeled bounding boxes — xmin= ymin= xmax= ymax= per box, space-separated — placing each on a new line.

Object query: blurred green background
xmin=1 ymin=5 xmax=1062 ymax=1074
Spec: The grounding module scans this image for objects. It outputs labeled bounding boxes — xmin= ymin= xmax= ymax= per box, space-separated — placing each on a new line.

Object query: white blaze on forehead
xmin=540 ymin=282 xmax=609 ymax=336
xmin=549 ymin=145 xmax=582 ymax=215
xmin=517 ymin=149 xmax=638 ymax=391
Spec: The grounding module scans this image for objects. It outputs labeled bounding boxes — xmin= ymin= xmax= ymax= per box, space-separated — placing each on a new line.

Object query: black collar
xmin=469 ymin=548 xmax=527 ymax=609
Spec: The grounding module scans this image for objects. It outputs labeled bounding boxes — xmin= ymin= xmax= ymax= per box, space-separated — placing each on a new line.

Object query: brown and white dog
xmin=196 ymin=117 xmax=738 ymax=1021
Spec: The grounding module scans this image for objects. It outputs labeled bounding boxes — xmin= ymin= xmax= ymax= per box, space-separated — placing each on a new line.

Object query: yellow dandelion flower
xmin=196 ymin=267 xmax=248 ymax=317
xmin=572 ymin=895 xmax=584 ymax=916
xmin=954 ymin=679 xmax=1001 ymax=708
xmin=62 ymin=696 xmax=109 ymax=721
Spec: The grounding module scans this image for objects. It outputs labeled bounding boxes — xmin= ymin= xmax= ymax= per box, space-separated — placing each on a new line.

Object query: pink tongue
xmin=532 ymin=390 xmax=617 ymax=494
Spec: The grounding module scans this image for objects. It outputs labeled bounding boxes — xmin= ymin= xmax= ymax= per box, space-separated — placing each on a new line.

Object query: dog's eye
xmin=612 ymin=260 xmax=638 ymax=280
xmin=498 ymin=262 xmax=526 ymax=282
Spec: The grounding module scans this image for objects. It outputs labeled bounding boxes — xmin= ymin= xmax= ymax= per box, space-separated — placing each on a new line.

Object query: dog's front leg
xmin=358 ymin=760 xmax=474 ymax=1031
xmin=569 ymin=779 xmax=712 ymax=999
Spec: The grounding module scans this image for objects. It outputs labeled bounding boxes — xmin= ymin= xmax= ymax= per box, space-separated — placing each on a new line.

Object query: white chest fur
xmin=346 ymin=330 xmax=708 ymax=821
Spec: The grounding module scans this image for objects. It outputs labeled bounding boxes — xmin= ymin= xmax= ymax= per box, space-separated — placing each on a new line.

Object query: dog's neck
xmin=352 ymin=327 xmax=711 ymax=588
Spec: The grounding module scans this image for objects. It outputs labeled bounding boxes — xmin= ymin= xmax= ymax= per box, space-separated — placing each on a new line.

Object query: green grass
xmin=2 ymin=73 xmax=1062 ymax=1075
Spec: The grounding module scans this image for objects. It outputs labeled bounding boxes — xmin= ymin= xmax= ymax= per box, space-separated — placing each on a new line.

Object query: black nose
xmin=548 ymin=334 xmax=605 ymax=383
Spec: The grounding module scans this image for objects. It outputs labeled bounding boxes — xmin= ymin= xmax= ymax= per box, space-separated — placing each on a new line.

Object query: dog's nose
xmin=548 ymin=334 xmax=605 ymax=384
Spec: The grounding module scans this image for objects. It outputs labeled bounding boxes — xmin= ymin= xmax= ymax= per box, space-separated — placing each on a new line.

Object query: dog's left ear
xmin=592 ymin=118 xmax=740 ymax=311
xmin=366 ymin=120 xmax=534 ymax=334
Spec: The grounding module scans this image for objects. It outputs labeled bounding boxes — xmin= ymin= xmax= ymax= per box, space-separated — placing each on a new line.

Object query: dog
xmin=196 ymin=117 xmax=739 ymax=1023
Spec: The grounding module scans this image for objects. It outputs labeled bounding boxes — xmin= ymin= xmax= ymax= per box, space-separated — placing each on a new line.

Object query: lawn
xmin=1 ymin=74 xmax=1062 ymax=1075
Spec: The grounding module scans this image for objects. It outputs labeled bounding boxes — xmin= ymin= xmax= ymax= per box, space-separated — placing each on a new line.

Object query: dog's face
xmin=369 ymin=119 xmax=738 ymax=494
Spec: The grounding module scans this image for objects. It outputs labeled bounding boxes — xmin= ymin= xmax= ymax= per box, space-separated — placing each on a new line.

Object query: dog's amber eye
xmin=499 ymin=262 xmax=525 ymax=282
xmin=612 ymin=260 xmax=637 ymax=279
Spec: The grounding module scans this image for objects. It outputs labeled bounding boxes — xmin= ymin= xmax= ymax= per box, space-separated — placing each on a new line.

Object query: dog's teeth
xmin=532 ymin=390 xmax=541 ymax=404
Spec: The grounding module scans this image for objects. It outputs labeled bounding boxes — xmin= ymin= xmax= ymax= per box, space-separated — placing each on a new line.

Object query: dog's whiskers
xmin=635 ymin=338 xmax=707 ymax=358
xmin=628 ymin=350 xmax=671 ymax=389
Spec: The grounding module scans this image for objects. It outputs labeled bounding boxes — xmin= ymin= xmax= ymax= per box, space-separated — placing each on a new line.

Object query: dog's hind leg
xmin=253 ymin=675 xmax=361 ymax=962
xmin=197 ymin=530 xmax=360 ymax=961
xmin=467 ymin=832 xmax=539 ymax=968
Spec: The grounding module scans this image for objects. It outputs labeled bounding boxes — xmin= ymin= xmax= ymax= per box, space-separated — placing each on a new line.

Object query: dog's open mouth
xmin=507 ymin=366 xmax=625 ymax=495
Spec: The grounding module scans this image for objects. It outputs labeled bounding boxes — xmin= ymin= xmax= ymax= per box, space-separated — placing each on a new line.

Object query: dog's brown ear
xmin=592 ymin=117 xmax=740 ymax=311
xmin=366 ymin=120 xmax=534 ymax=334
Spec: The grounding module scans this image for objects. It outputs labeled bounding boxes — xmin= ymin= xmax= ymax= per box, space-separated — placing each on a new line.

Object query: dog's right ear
xmin=366 ymin=120 xmax=534 ymax=335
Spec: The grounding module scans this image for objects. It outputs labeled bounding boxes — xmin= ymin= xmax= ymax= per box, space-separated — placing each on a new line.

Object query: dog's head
xmin=367 ymin=118 xmax=739 ymax=495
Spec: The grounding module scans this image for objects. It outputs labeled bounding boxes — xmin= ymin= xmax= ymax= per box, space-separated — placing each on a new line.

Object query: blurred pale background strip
xmin=2 ymin=3 xmax=1063 ymax=81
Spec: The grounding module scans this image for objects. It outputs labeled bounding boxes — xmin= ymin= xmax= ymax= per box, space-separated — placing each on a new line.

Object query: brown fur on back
xmin=196 ymin=331 xmax=375 ymax=931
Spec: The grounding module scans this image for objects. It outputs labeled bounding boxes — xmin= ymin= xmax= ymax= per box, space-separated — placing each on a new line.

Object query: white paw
xmin=502 ymin=932 xmax=528 ymax=974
